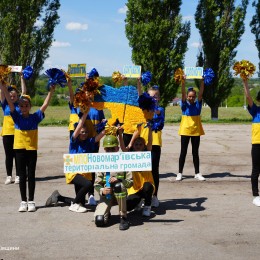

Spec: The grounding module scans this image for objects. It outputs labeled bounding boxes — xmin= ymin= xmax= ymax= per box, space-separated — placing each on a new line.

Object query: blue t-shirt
xmin=69 ymin=135 xmax=96 ymax=154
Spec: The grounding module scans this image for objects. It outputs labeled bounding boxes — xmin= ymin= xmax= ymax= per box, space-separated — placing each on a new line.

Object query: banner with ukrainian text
xmin=68 ymin=64 xmax=86 ymax=77
xmin=184 ymin=67 xmax=203 ymax=79
xmin=63 ymin=151 xmax=152 ymax=173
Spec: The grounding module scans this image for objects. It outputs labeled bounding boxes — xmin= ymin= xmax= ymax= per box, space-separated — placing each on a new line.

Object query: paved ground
xmin=0 ymin=124 xmax=260 ymax=260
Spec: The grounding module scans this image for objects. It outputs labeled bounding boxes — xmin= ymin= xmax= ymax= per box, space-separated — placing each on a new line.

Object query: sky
xmin=42 ymin=0 xmax=259 ymax=77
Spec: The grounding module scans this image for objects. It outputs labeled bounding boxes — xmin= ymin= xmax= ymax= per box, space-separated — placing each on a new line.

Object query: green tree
xmin=0 ymin=0 xmax=60 ymax=96
xmin=125 ymin=0 xmax=190 ymax=107
xmin=250 ymin=0 xmax=260 ymax=76
xmin=195 ymin=0 xmax=249 ymax=119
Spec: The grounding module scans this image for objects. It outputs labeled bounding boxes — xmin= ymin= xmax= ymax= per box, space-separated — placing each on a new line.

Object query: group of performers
xmin=0 ymin=62 xmax=259 ymax=231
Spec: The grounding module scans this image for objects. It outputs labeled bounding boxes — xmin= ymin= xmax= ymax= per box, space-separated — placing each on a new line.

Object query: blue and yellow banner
xmin=68 ymin=64 xmax=86 ymax=77
xmin=123 ymin=65 xmax=141 ymax=78
xmin=184 ymin=67 xmax=203 ymax=79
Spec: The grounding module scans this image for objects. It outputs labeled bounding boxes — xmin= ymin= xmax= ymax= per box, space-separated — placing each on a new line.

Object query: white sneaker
xmin=253 ymin=196 xmax=260 ymax=207
xmin=194 ymin=173 xmax=206 ymax=181
xmin=5 ymin=176 xmax=12 ymax=185
xmin=176 ymin=173 xmax=182 ymax=181
xmin=15 ymin=176 xmax=20 ymax=184
xmin=87 ymin=195 xmax=97 ymax=206
xmin=151 ymin=195 xmax=159 ymax=208
xmin=69 ymin=203 xmax=87 ymax=213
xmin=18 ymin=201 xmax=27 ymax=212
xmin=28 ymin=201 xmax=36 ymax=212
xmin=142 ymin=206 xmax=151 ymax=217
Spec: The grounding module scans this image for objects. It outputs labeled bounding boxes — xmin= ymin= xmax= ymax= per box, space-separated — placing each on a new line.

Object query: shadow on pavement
xmin=155 ymin=197 xmax=207 ymax=215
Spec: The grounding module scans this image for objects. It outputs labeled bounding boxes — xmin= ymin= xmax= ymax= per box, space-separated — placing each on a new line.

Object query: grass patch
xmin=0 ymin=105 xmax=253 ymax=126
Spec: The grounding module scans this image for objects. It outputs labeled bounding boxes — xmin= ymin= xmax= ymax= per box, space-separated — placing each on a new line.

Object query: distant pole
xmin=225 ymin=99 xmax=227 ymax=108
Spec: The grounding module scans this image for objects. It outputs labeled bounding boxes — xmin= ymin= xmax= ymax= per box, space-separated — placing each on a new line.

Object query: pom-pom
xmin=22 ymin=66 xmax=33 ymax=80
xmin=112 ymin=71 xmax=123 ymax=85
xmin=146 ymin=115 xmax=164 ymax=132
xmin=138 ymin=92 xmax=157 ymax=111
xmin=95 ymin=119 xmax=108 ymax=133
xmin=88 ymin=68 xmax=99 ymax=79
xmin=141 ymin=71 xmax=152 ymax=86
xmin=81 ymin=78 xmax=100 ymax=95
xmin=61 ymin=69 xmax=71 ymax=82
xmin=203 ymin=68 xmax=215 ymax=86
xmin=233 ymin=60 xmax=256 ymax=80
xmin=73 ymin=77 xmax=101 ymax=113
xmin=104 ymin=123 xmax=118 ymax=136
xmin=73 ymin=88 xmax=92 ymax=113
xmin=0 ymin=65 xmax=12 ymax=82
xmin=174 ymin=68 xmax=184 ymax=84
xmin=45 ymin=68 xmax=67 ymax=90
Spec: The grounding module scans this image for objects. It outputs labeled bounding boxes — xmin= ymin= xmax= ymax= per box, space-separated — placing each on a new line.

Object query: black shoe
xmin=119 ymin=216 xmax=129 ymax=230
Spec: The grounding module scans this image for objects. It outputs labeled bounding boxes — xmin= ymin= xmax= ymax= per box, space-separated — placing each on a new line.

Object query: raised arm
xmin=181 ymin=76 xmax=186 ymax=102
xmin=0 ymin=81 xmax=14 ymax=112
xmin=198 ymin=78 xmax=204 ymax=102
xmin=137 ymin=77 xmax=142 ymax=96
xmin=20 ymin=73 xmax=27 ymax=95
xmin=40 ymin=85 xmax=55 ymax=113
xmin=67 ymin=78 xmax=74 ymax=105
xmin=94 ymin=129 xmax=106 ymax=143
xmin=73 ymin=112 xmax=87 ymax=139
xmin=243 ymin=78 xmax=253 ymax=108
xmin=118 ymin=126 xmax=128 ymax=152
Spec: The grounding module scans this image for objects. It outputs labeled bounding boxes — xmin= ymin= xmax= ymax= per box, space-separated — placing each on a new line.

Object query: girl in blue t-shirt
xmin=243 ymin=78 xmax=260 ymax=207
xmin=176 ymin=77 xmax=205 ymax=181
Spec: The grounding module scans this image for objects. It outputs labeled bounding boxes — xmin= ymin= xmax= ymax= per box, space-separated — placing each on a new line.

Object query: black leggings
xmin=251 ymin=144 xmax=260 ymax=196
xmin=179 ymin=135 xmax=200 ymax=174
xmin=2 ymin=135 xmax=17 ymax=177
xmin=15 ymin=149 xmax=37 ymax=201
xmin=127 ymin=182 xmax=154 ymax=211
xmin=151 ymin=145 xmax=161 ymax=196
xmin=58 ymin=174 xmax=93 ymax=205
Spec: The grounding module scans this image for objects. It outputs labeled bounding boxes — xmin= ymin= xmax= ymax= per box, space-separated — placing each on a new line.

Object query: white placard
xmin=8 ymin=65 xmax=22 ymax=73
xmin=64 ymin=151 xmax=152 ymax=173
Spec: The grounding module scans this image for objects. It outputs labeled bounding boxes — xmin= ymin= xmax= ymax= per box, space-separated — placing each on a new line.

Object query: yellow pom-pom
xmin=174 ymin=68 xmax=184 ymax=84
xmin=112 ymin=71 xmax=123 ymax=85
xmin=0 ymin=65 xmax=12 ymax=82
xmin=233 ymin=60 xmax=256 ymax=80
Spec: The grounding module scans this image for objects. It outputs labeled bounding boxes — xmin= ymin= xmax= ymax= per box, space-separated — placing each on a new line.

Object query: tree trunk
xmin=210 ymin=106 xmax=219 ymax=120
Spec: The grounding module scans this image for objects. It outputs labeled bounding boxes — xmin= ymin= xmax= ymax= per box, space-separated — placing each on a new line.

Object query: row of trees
xmin=125 ymin=0 xmax=259 ymax=119
xmin=0 ymin=1 xmax=259 ymax=119
xmin=0 ymin=0 xmax=60 ymax=96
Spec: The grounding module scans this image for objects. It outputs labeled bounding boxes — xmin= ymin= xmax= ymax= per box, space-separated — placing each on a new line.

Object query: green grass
xmin=166 ymin=106 xmax=252 ymax=124
xmin=0 ymin=105 xmax=252 ymax=126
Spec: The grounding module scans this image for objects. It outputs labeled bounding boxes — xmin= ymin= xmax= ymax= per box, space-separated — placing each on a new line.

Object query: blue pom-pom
xmin=141 ymin=71 xmax=152 ymax=86
xmin=88 ymin=68 xmax=99 ymax=78
xmin=22 ymin=66 xmax=33 ymax=80
xmin=203 ymin=68 xmax=215 ymax=86
xmin=138 ymin=92 xmax=156 ymax=111
xmin=145 ymin=115 xmax=164 ymax=132
xmin=45 ymin=68 xmax=67 ymax=90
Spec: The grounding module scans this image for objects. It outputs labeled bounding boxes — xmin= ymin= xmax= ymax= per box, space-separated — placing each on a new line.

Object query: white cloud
xmin=191 ymin=42 xmax=203 ymax=48
xmin=183 ymin=15 xmax=194 ymax=22
xmin=52 ymin=41 xmax=71 ymax=47
xmin=66 ymin=22 xmax=88 ymax=31
xmin=118 ymin=5 xmax=128 ymax=14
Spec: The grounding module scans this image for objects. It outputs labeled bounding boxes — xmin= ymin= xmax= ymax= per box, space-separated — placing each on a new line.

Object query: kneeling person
xmin=94 ymin=135 xmax=133 ymax=230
